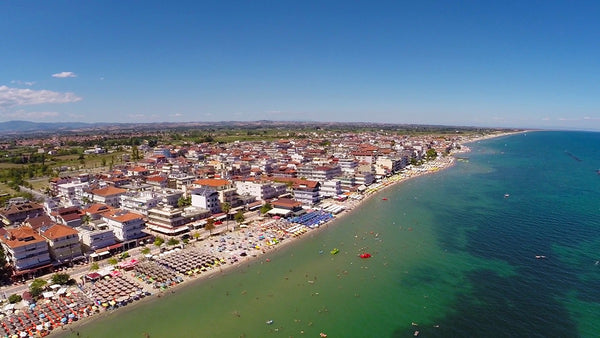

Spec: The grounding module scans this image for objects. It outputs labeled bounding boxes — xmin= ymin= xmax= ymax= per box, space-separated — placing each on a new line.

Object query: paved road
xmin=18 ymin=185 xmax=47 ymax=201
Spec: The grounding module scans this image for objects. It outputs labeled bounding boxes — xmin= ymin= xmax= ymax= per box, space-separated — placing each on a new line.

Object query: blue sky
xmin=1 ymin=1 xmax=599 ymax=130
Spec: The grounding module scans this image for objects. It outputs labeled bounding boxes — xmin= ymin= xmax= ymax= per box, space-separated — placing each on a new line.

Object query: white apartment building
xmin=190 ymin=187 xmax=221 ymax=214
xmin=234 ymin=180 xmax=287 ymax=201
xmin=320 ymin=180 xmax=342 ymax=198
xmin=355 ymin=172 xmax=375 ymax=186
xmin=102 ymin=210 xmax=147 ymax=242
xmin=338 ymin=158 xmax=358 ymax=174
xmin=91 ymin=186 xmax=128 ymax=207
xmin=120 ymin=191 xmax=161 ymax=216
xmin=78 ymin=222 xmax=117 ymax=251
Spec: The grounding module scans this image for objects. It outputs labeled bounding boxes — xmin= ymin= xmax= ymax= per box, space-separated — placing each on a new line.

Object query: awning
xmin=95 ymin=243 xmax=122 ymax=254
xmin=267 ymin=208 xmax=292 ymax=216
xmin=247 ymin=201 xmax=262 ymax=210
xmin=12 ymin=263 xmax=53 ymax=276
xmin=146 ymin=223 xmax=190 ymax=234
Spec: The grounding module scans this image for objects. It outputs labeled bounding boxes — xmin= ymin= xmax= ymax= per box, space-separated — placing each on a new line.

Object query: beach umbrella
xmin=36 ymin=324 xmax=43 ymax=331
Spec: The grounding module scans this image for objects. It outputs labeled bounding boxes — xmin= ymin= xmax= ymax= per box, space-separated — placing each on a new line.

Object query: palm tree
xmin=221 ymin=202 xmax=231 ymax=231
xmin=234 ymin=210 xmax=245 ymax=228
xmin=81 ymin=214 xmax=91 ymax=226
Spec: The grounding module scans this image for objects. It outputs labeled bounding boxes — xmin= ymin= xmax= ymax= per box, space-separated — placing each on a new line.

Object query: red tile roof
xmin=193 ymin=178 xmax=230 ymax=187
xmin=91 ymin=186 xmax=127 ymax=197
xmin=1 ymin=227 xmax=46 ymax=248
xmin=41 ymin=224 xmax=78 ymax=240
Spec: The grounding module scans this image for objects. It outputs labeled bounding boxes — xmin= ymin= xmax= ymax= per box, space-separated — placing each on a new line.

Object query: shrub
xmin=7 ymin=294 xmax=21 ymax=304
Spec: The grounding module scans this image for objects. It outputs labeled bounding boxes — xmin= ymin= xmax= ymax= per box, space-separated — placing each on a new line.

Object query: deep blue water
xmin=417 ymin=131 xmax=600 ymax=337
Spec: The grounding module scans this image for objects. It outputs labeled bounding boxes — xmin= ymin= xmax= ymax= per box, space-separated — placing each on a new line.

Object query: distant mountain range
xmin=0 ymin=121 xmax=100 ymax=133
xmin=0 ymin=120 xmax=505 ymax=137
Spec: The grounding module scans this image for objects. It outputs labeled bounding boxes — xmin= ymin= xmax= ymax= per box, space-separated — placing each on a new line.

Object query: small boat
xmin=382 ymin=198 xmax=388 ymax=201
xmin=535 ymin=255 xmax=547 ymax=259
xmin=330 ymin=248 xmax=339 ymax=255
xmin=320 ymin=333 xmax=328 ymax=338
xmin=504 ymin=193 xmax=510 ymax=198
xmin=414 ymin=330 xmax=420 ymax=336
xmin=266 ymin=320 xmax=274 ymax=325
xmin=359 ymin=253 xmax=372 ymax=259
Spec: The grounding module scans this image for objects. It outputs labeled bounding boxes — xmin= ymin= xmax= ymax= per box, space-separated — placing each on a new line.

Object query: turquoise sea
xmin=60 ymin=131 xmax=600 ymax=337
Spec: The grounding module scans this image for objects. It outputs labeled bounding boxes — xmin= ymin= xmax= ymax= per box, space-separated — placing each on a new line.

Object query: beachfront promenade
xmin=0 ymin=142 xmax=489 ymax=337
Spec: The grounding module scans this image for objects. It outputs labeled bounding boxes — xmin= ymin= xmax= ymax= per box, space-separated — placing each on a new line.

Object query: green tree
xmin=29 ymin=278 xmax=47 ymax=298
xmin=90 ymin=262 xmax=99 ymax=271
xmin=260 ymin=202 xmax=273 ymax=215
xmin=0 ymin=245 xmax=11 ymax=284
xmin=167 ymin=238 xmax=180 ymax=246
xmin=51 ymin=273 xmax=71 ymax=285
xmin=141 ymin=247 xmax=151 ymax=255
xmin=177 ymin=196 xmax=191 ymax=208
xmin=234 ymin=210 xmax=245 ymax=226
xmin=107 ymin=258 xmax=118 ymax=266
xmin=204 ymin=218 xmax=215 ymax=235
xmin=154 ymin=236 xmax=165 ymax=247
xmin=131 ymin=146 xmax=140 ymax=160
xmin=426 ymin=148 xmax=438 ymax=160
xmin=8 ymin=294 xmax=22 ymax=304
xmin=81 ymin=214 xmax=91 ymax=225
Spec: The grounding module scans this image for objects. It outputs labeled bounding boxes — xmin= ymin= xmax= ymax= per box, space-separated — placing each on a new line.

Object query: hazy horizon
xmin=1 ymin=1 xmax=599 ymax=130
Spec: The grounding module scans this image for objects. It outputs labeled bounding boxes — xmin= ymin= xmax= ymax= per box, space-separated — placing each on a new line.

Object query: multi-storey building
xmin=234 ymin=180 xmax=287 ymax=201
xmin=101 ymin=209 xmax=147 ymax=245
xmin=0 ymin=227 xmax=52 ymax=273
xmin=0 ymin=201 xmax=44 ymax=226
xmin=146 ymin=206 xmax=210 ymax=236
xmin=190 ymin=187 xmax=221 ymax=214
xmin=338 ymin=158 xmax=358 ymax=174
xmin=91 ymin=186 xmax=127 ymax=207
xmin=355 ymin=172 xmax=375 ymax=186
xmin=40 ymin=224 xmax=82 ymax=264
xmin=292 ymin=180 xmax=321 ymax=206
xmin=193 ymin=178 xmax=240 ymax=206
xmin=296 ymin=165 xmax=342 ymax=183
xmin=78 ymin=222 xmax=117 ymax=251
xmin=320 ymin=180 xmax=342 ymax=198
xmin=120 ymin=191 xmax=161 ymax=216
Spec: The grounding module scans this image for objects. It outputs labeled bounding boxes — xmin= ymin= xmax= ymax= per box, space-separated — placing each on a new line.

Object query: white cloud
xmin=0 ymin=85 xmax=82 ymax=108
xmin=170 ymin=113 xmax=183 ymax=117
xmin=0 ymin=110 xmax=60 ymax=120
xmin=52 ymin=71 xmax=77 ymax=78
xmin=10 ymin=80 xmax=35 ymax=86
